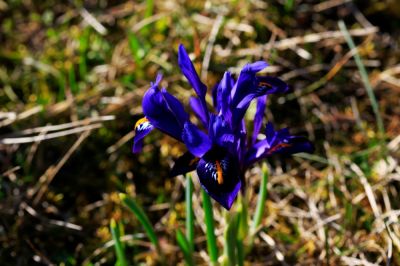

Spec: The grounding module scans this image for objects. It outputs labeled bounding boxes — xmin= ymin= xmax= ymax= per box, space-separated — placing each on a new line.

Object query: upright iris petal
xmin=252 ymin=95 xmax=267 ymax=145
xmin=189 ymin=96 xmax=208 ymax=127
xmin=178 ymin=44 xmax=207 ymax=98
xmin=208 ymin=114 xmax=235 ymax=151
xmin=217 ymin=72 xmax=234 ymax=125
xmin=231 ymin=61 xmax=269 ymax=106
xmin=178 ymin=44 xmax=209 ymax=124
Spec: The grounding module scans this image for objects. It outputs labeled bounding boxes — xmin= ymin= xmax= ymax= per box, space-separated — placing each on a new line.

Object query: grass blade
xmin=119 ymin=193 xmax=160 ymax=253
xmin=128 ymin=32 xmax=145 ymax=64
xmin=237 ymin=194 xmax=248 ymax=240
xmin=236 ymin=196 xmax=247 ymax=266
xmin=78 ymin=27 xmax=90 ymax=79
xmin=144 ymin=0 xmax=154 ymax=18
xmin=67 ymin=63 xmax=78 ymax=94
xmin=236 ymin=239 xmax=244 ymax=266
xmin=222 ymin=212 xmax=238 ymax=266
xmin=338 ymin=20 xmax=385 ymax=140
xmin=251 ymin=163 xmax=269 ymax=234
xmin=186 ymin=174 xmax=194 ymax=252
xmin=201 ymin=189 xmax=218 ymax=265
xmin=110 ymin=219 xmax=128 ymax=266
xmin=176 ymin=228 xmax=194 ymax=266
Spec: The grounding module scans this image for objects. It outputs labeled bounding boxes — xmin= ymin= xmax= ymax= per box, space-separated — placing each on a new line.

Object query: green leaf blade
xmin=176 ymin=228 xmax=194 ymax=266
xmin=119 ymin=193 xmax=160 ymax=252
xmin=110 ymin=219 xmax=128 ymax=266
xmin=201 ymin=190 xmax=219 ymax=265
xmin=186 ymin=174 xmax=195 ymax=252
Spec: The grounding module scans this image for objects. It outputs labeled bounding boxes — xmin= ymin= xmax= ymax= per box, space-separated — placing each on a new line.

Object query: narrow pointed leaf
xmin=236 ymin=239 xmax=244 ymax=266
xmin=110 ymin=219 xmax=128 ymax=266
xmin=186 ymin=174 xmax=195 ymax=252
xmin=176 ymin=228 xmax=194 ymax=266
xmin=251 ymin=163 xmax=268 ymax=234
xmin=222 ymin=212 xmax=239 ymax=266
xmin=202 ymin=190 xmax=218 ymax=265
xmin=119 ymin=193 xmax=160 ymax=253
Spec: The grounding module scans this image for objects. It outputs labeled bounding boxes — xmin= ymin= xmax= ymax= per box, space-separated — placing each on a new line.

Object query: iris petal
xmin=236 ymin=78 xmax=288 ymax=110
xmin=217 ymin=72 xmax=233 ymax=124
xmin=178 ymin=44 xmax=207 ymax=98
xmin=182 ymin=122 xmax=212 ymax=157
xmin=169 ymin=151 xmax=199 ymax=177
xmin=142 ymin=75 xmax=189 ymax=141
xmin=161 ymin=88 xmax=189 ymax=126
xmin=209 ymin=114 xmax=236 ymax=151
xmin=230 ymin=62 xmax=269 ymax=128
xmin=196 ymin=148 xmax=241 ymax=210
xmin=189 ymin=96 xmax=208 ymax=127
xmin=178 ymin=44 xmax=209 ymax=124
xmin=132 ymin=117 xmax=154 ymax=153
xmin=252 ymin=95 xmax=267 ymax=145
xmin=247 ymin=61 xmax=269 ymax=72
xmin=245 ymin=126 xmax=314 ymax=166
xmin=257 ymin=76 xmax=289 ymax=94
xmin=231 ymin=61 xmax=269 ymax=106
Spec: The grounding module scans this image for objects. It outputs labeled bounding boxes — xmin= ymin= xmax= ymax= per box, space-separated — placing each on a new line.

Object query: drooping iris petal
xmin=182 ymin=121 xmax=212 ymax=157
xmin=142 ymin=76 xmax=189 ymax=141
xmin=196 ymin=148 xmax=241 ymax=210
xmin=161 ymin=88 xmax=189 ymax=126
xmin=169 ymin=151 xmax=199 ymax=177
xmin=257 ymin=76 xmax=289 ymax=94
xmin=245 ymin=124 xmax=314 ymax=166
xmin=232 ymin=77 xmax=289 ymax=128
xmin=189 ymin=96 xmax=208 ymax=127
xmin=236 ymin=77 xmax=288 ymax=109
xmin=252 ymin=95 xmax=267 ymax=145
xmin=132 ymin=117 xmax=154 ymax=153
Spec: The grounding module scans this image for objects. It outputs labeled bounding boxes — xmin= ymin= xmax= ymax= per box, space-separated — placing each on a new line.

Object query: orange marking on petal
xmin=134 ymin=117 xmax=149 ymax=130
xmin=267 ymin=143 xmax=291 ymax=154
xmin=216 ymin=160 xmax=224 ymax=185
xmin=258 ymin=81 xmax=272 ymax=88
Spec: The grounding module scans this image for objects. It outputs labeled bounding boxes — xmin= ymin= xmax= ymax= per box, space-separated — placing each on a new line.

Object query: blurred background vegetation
xmin=0 ymin=0 xmax=400 ymax=265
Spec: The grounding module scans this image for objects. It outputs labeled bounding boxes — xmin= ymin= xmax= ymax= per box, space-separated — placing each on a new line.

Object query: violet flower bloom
xmin=133 ymin=44 xmax=313 ymax=210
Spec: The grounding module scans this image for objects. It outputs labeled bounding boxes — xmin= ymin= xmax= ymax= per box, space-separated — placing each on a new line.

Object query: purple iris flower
xmin=133 ymin=44 xmax=313 ymax=210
